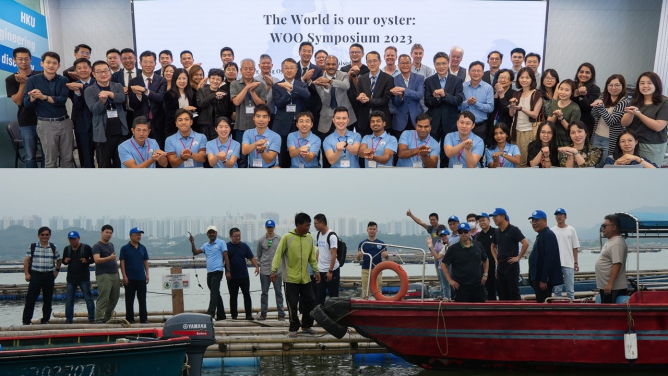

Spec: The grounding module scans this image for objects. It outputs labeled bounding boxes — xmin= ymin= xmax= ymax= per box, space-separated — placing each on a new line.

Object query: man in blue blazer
xmin=424 ymin=52 xmax=465 ymax=167
xmin=111 ymin=48 xmax=141 ymax=134
xmin=273 ymin=58 xmax=311 ymax=168
xmin=128 ymin=51 xmax=167 ymax=149
xmin=68 ymin=58 xmax=96 ymax=168
xmin=390 ymin=54 xmax=425 ymax=140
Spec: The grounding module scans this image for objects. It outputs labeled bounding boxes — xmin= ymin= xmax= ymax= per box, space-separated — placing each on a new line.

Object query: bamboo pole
xmin=52 ymin=306 xmax=288 ymax=318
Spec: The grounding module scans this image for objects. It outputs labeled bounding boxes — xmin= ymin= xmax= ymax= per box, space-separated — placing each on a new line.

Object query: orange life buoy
xmin=369 ymin=261 xmax=409 ymax=301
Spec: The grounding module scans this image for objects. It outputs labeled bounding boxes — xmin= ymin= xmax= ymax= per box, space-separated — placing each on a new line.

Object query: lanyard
xmin=217 ymin=138 xmax=232 ymax=155
xmin=497 ymin=144 xmax=507 ymax=167
xmin=297 ymin=137 xmax=309 ymax=162
xmin=179 ymin=136 xmax=194 ymax=152
xmin=247 ymin=90 xmax=253 ymax=106
xmin=130 ymin=139 xmax=149 ymax=162
xmin=414 ymin=132 xmax=430 ymax=149
xmin=370 ymin=136 xmax=383 ymax=153
xmin=254 ymin=134 xmax=266 ymax=157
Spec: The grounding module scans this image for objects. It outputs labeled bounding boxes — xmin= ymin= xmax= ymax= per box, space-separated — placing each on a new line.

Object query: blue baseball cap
xmin=457 ymin=223 xmax=471 ymax=232
xmin=67 ymin=230 xmax=80 ymax=239
xmin=439 ymin=228 xmax=450 ymax=236
xmin=554 ymin=208 xmax=567 ymax=215
xmin=448 ymin=215 xmax=460 ymax=223
xmin=476 ymin=213 xmax=490 ymax=220
xmin=490 ymin=208 xmax=507 ymax=217
xmin=129 ymin=227 xmax=144 ymax=235
xmin=265 ymin=220 xmax=276 ymax=228
xmin=528 ymin=210 xmax=547 ymax=220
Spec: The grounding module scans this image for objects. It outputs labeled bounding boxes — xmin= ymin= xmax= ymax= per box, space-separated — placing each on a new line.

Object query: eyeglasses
xmin=94 ymin=69 xmax=111 ymax=74
xmin=350 ymin=51 xmax=362 ymax=54
xmin=600 ymin=224 xmax=610 ymax=229
xmin=539 ymin=131 xmax=552 ymax=135
xmin=457 ymin=230 xmax=469 ymax=234
xmin=15 ymin=58 xmax=31 ymax=62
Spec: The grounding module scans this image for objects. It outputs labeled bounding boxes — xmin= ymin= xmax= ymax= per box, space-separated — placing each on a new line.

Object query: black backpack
xmin=29 ymin=242 xmax=57 ymax=271
xmin=317 ymin=231 xmax=347 ymax=267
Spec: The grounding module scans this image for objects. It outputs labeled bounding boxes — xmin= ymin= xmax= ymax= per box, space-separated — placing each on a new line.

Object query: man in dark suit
xmin=295 ymin=42 xmax=322 ymax=133
xmin=66 ymin=58 xmax=96 ymax=168
xmin=156 ymin=50 xmax=173 ymax=76
xmin=356 ymin=51 xmax=395 ymax=137
xmin=340 ymin=43 xmax=369 ymax=131
xmin=63 ymin=44 xmax=92 ymax=82
xmin=128 ymin=51 xmax=167 ymax=149
xmin=482 ymin=51 xmax=503 ymax=85
xmin=111 ymin=48 xmax=141 ymax=134
xmin=389 ymin=54 xmax=424 ymax=140
xmin=425 ymin=52 xmax=464 ymax=167
xmin=273 ymin=58 xmax=310 ymax=168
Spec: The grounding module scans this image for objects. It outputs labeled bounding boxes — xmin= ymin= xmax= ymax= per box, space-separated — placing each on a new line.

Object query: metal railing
xmin=359 ymin=242 xmax=427 ymax=301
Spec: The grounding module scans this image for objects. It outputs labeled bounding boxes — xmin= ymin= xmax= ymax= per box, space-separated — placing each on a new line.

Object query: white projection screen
xmin=134 ymin=0 xmax=548 ymax=74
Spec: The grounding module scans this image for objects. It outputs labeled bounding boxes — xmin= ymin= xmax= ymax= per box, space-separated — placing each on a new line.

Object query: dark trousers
xmin=532 ymin=281 xmax=552 ymax=303
xmin=74 ymin=131 xmax=95 ymax=168
xmin=233 ymin=129 xmax=247 ymax=168
xmin=286 ymin=282 xmax=316 ymax=332
xmin=95 ymin=134 xmax=123 ymax=168
xmin=497 ymin=260 xmax=521 ymax=300
xmin=485 ymin=261 xmax=497 ymax=301
xmin=389 ymin=117 xmax=415 ymax=140
xmin=125 ymin=279 xmax=147 ymax=323
xmin=452 ymin=284 xmax=485 ymax=303
xmin=227 ymin=277 xmax=252 ymax=319
xmin=316 ymin=269 xmax=340 ymax=306
xmin=432 ymin=126 xmax=450 ymax=168
xmin=313 ymin=126 xmax=335 ymax=168
xmin=22 ymin=271 xmax=55 ymax=324
xmin=206 ymin=271 xmax=226 ymax=319
xmin=599 ymin=288 xmax=628 ymax=303
xmin=279 ymin=133 xmax=291 ymax=168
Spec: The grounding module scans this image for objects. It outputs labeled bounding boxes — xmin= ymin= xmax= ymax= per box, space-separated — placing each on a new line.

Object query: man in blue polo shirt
xmin=165 ymin=109 xmax=207 ymax=168
xmin=324 ymin=107 xmax=362 ymax=168
xmin=444 ymin=111 xmax=484 ymax=168
xmin=359 ymin=110 xmax=398 ymax=168
xmin=396 ymin=113 xmax=440 ymax=168
xmin=191 ymin=226 xmax=228 ymax=320
xmin=357 ymin=221 xmax=389 ymax=299
xmin=242 ymin=104 xmax=281 ymax=168
xmin=287 ymin=111 xmax=321 ymax=168
xmin=119 ymin=227 xmax=149 ymax=324
xmin=118 ymin=116 xmax=168 ymax=168
xmin=224 ymin=228 xmax=260 ymax=320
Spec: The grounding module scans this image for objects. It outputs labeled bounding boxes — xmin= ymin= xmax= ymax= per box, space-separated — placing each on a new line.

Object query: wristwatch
xmin=328 ymin=269 xmax=333 ymax=273
xmin=483 ymin=273 xmax=488 ymax=277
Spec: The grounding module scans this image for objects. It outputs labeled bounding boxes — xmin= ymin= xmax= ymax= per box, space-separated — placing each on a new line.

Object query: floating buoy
xmin=625 ymin=328 xmax=638 ymax=362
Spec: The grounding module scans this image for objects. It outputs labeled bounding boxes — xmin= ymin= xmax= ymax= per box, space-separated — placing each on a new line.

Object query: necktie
xmin=330 ymin=88 xmax=338 ymax=109
xmin=127 ymin=70 xmax=133 ymax=85
xmin=126 ymin=70 xmax=134 ymax=110
xmin=302 ymin=67 xmax=307 ymax=77
xmin=147 ymin=77 xmax=153 ymax=120
xmin=440 ymin=77 xmax=446 ymax=89
xmin=370 ymin=75 xmax=376 ymax=95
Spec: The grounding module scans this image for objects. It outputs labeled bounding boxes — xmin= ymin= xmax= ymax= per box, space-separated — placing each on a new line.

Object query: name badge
xmin=299 ymin=162 xmax=305 ymax=168
xmin=412 ymin=161 xmax=423 ymax=168
xmin=245 ymin=106 xmax=255 ymax=115
xmin=192 ymin=112 xmax=199 ymax=118
xmin=286 ymin=104 xmax=297 ymax=113
xmin=453 ymin=164 xmax=463 ymax=169
xmin=107 ymin=110 xmax=118 ymax=118
xmin=183 ymin=159 xmax=194 ymax=168
xmin=368 ymin=160 xmax=377 ymax=168
xmin=252 ymin=158 xmax=263 ymax=167
xmin=340 ymin=159 xmax=351 ymax=168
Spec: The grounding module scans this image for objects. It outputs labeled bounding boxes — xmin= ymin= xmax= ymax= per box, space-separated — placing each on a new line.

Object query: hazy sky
xmin=3 ymin=170 xmax=667 ymax=230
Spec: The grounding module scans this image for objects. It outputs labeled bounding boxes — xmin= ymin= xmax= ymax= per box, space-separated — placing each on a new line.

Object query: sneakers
xmin=300 ymin=328 xmax=316 ymax=335
xmin=256 ymin=314 xmax=267 ymax=321
xmin=277 ymin=315 xmax=286 ymax=321
xmin=288 ymin=331 xmax=298 ymax=338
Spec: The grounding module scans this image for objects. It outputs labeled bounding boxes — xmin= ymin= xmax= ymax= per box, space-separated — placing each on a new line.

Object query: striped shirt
xmin=26 ymin=243 xmax=60 ymax=272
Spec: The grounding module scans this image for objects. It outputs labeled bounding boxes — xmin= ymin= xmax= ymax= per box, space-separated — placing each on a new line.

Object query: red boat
xmin=313 ymin=212 xmax=668 ymax=370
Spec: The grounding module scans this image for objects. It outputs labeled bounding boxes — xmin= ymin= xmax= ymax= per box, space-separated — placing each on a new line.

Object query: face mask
xmin=468 ymin=221 xmax=477 ymax=229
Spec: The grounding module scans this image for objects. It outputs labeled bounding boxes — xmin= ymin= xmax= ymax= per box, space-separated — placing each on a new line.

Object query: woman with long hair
xmin=188 ymin=64 xmax=206 ymax=91
xmin=621 ymin=72 xmax=668 ymax=166
xmin=547 ymin=79 xmax=581 ymax=147
xmin=603 ymin=129 xmax=657 ymax=168
xmin=539 ymin=69 xmax=559 ymax=118
xmin=590 ymin=74 xmax=629 ymax=167
xmin=206 ymin=116 xmax=240 ymax=168
xmin=527 ymin=121 xmax=559 ymax=168
xmin=164 ymin=68 xmax=198 ymax=137
xmin=558 ymin=120 xmax=602 ymax=167
xmin=485 ymin=122 xmax=520 ymax=168
xmin=573 ymin=62 xmax=601 ymax=134
xmin=508 ymin=67 xmax=543 ymax=167
xmin=163 ymin=64 xmax=176 ymax=91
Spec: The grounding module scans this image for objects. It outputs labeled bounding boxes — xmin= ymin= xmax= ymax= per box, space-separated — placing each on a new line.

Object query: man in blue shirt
xmin=396 ymin=113 xmax=440 ymax=167
xmin=359 ymin=111 xmax=398 ymax=168
xmin=118 ymin=116 xmax=168 ymax=168
xmin=324 ymin=107 xmax=362 ymax=168
xmin=242 ymin=104 xmax=282 ymax=168
xmin=119 ymin=227 xmax=149 ymax=324
xmin=458 ymin=61 xmax=494 ymax=142
xmin=287 ymin=111 xmax=321 ymax=168
xmin=357 ymin=221 xmax=389 ymax=299
xmin=23 ymin=51 xmax=75 ymax=168
xmin=224 ymin=228 xmax=260 ymax=320
xmin=444 ymin=111 xmax=484 ymax=168
xmin=165 ymin=109 xmax=207 ymax=168
xmin=191 ymin=226 xmax=228 ymax=320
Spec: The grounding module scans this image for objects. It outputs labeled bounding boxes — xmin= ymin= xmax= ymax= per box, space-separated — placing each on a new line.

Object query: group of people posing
xmin=7 ymin=42 xmax=666 ymax=169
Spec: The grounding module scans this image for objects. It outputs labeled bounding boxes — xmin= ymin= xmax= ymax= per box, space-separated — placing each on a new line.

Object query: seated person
xmin=604 ymin=129 xmax=657 ymax=168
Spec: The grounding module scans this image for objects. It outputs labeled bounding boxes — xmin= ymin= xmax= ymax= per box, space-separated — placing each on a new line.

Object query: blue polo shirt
xmin=119 ymin=242 xmax=149 ymax=281
xmin=201 ymin=239 xmax=227 ymax=273
xmin=443 ymin=131 xmax=484 ymax=168
xmin=118 ymin=137 xmax=160 ymax=168
xmin=323 ymin=130 xmax=362 ymax=168
xmin=485 ymin=143 xmax=521 ymax=168
xmin=287 ymin=131 xmax=321 ymax=168
xmin=361 ymin=132 xmax=398 ymax=168
xmin=242 ymin=128 xmax=281 ymax=168
xmin=396 ymin=130 xmax=440 ymax=167
xmin=225 ymin=241 xmax=254 ymax=279
xmin=358 ymin=239 xmax=387 ymax=270
xmin=206 ymin=138 xmax=241 ymax=168
xmin=165 ymin=130 xmax=207 ymax=168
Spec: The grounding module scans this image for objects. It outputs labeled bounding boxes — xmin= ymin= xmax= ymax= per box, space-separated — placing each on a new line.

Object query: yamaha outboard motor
xmin=163 ymin=313 xmax=216 ymax=376
xmin=404 ymin=283 xmax=430 ymax=299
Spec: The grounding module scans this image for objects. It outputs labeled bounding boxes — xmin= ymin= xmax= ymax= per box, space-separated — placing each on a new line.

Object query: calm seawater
xmin=2 ymin=252 xmax=667 ymax=375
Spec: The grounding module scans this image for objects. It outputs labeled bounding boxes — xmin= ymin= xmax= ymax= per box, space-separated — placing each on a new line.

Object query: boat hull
xmin=330 ymin=291 xmax=668 ymax=370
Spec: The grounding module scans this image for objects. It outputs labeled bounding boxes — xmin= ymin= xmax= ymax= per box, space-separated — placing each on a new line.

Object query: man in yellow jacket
xmin=271 ymin=212 xmax=321 ymax=337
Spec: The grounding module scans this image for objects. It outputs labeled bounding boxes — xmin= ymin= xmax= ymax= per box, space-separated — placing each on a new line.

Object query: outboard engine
xmin=163 ymin=313 xmax=216 ymax=376
xmin=404 ymin=283 xmax=430 ymax=299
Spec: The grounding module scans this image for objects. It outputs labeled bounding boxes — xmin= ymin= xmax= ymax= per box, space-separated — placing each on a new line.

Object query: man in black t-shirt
xmin=474 ymin=213 xmax=497 ymax=301
xmin=340 ymin=43 xmax=370 ymax=131
xmin=5 ymin=47 xmax=43 ymax=168
xmin=442 ymin=223 xmax=488 ymax=303
xmin=490 ymin=208 xmax=529 ymax=301
xmin=62 ymin=231 xmax=95 ymax=323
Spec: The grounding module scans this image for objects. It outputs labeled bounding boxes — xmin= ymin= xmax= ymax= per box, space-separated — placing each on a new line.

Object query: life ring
xmin=369 ymin=261 xmax=409 ymax=301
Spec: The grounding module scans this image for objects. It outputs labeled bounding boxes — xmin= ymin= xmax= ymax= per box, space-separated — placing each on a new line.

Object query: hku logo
xmin=21 ymin=12 xmax=35 ymax=27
